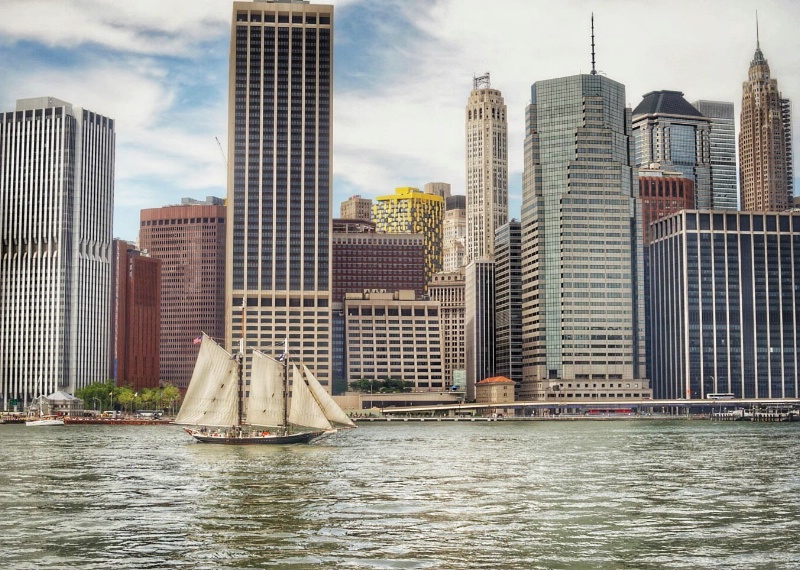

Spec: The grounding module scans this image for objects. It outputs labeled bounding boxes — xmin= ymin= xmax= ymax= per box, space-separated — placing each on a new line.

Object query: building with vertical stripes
xmin=428 ymin=269 xmax=465 ymax=389
xmin=495 ymin=220 xmax=523 ymax=387
xmin=226 ymin=0 xmax=333 ymax=387
xmin=139 ymin=198 xmax=226 ymax=392
xmin=649 ymin=210 xmax=800 ymax=399
xmin=443 ymin=195 xmax=466 ymax=272
xmin=465 ymin=259 xmax=495 ymax=400
xmin=465 ymin=73 xmax=508 ymax=264
xmin=693 ymin=100 xmax=738 ymax=210
xmin=111 ymin=240 xmax=161 ymax=392
xmin=0 ymin=97 xmax=115 ymax=408
xmin=739 ymin=37 xmax=793 ymax=212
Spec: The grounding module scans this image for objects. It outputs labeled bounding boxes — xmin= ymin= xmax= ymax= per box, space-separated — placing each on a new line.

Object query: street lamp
xmin=109 ymin=391 xmax=114 ymax=414
xmin=92 ymin=398 xmax=100 ymax=413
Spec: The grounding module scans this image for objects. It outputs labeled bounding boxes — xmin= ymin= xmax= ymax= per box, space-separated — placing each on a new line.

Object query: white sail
xmin=302 ymin=364 xmax=355 ymax=427
xmin=175 ymin=335 xmax=240 ymax=427
xmin=288 ymin=364 xmax=332 ymax=431
xmin=246 ymin=350 xmax=285 ymax=427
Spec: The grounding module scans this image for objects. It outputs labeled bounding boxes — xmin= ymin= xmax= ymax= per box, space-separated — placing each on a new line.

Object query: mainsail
xmin=303 ymin=364 xmax=356 ymax=427
xmin=288 ymin=364 xmax=333 ymax=431
xmin=175 ymin=335 xmax=239 ymax=427
xmin=246 ymin=350 xmax=285 ymax=427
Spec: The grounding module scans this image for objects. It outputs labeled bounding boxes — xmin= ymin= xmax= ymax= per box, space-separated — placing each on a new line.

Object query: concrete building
xmin=495 ymin=220 xmax=523 ymax=387
xmin=343 ymin=290 xmax=444 ymax=391
xmin=139 ymin=198 xmax=226 ymax=391
xmin=443 ymin=195 xmax=467 ymax=272
xmin=739 ymin=36 xmax=793 ymax=212
xmin=632 ymin=91 xmax=711 ymax=208
xmin=649 ymin=210 xmax=800 ymax=399
xmin=111 ymin=240 xmax=161 ymax=391
xmin=373 ymin=187 xmax=444 ymax=284
xmin=226 ymin=0 xmax=333 ymax=388
xmin=427 ymin=269 xmax=466 ymax=389
xmin=340 ymin=195 xmax=373 ymax=221
xmin=521 ymin=73 xmax=650 ymax=402
xmin=693 ymin=100 xmax=738 ymax=210
xmin=465 ymin=259 xmax=495 ymax=400
xmin=466 ymin=73 xmax=508 ymax=263
xmin=424 ymin=182 xmax=451 ymax=198
xmin=0 ymin=97 xmax=115 ymax=408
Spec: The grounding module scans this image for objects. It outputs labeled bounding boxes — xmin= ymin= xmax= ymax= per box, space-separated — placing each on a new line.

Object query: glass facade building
xmin=649 ymin=210 xmax=800 ymax=399
xmin=521 ymin=74 xmax=650 ymax=401
xmin=693 ymin=100 xmax=738 ymax=210
xmin=465 ymin=259 xmax=495 ymax=400
xmin=226 ymin=1 xmax=333 ymax=387
xmin=494 ymin=220 xmax=523 ymax=387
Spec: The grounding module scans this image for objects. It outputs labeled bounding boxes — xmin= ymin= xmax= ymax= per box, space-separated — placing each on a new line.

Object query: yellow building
xmin=373 ymin=187 xmax=444 ymax=285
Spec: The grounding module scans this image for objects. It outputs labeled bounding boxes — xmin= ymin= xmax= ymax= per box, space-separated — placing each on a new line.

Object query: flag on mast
xmin=193 ymin=335 xmax=202 ymax=345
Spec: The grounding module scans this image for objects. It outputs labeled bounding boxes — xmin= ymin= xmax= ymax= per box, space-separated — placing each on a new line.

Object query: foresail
xmin=303 ymin=364 xmax=356 ymax=427
xmin=174 ymin=334 xmax=239 ymax=427
xmin=247 ymin=350 xmax=285 ymax=427
xmin=288 ymin=364 xmax=332 ymax=431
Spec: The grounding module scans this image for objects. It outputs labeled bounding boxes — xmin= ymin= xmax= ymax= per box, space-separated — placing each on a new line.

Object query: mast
xmin=237 ymin=301 xmax=245 ymax=428
xmin=282 ymin=338 xmax=289 ymax=435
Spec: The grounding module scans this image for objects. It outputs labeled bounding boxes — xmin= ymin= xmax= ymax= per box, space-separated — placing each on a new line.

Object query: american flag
xmin=278 ymin=353 xmax=286 ymax=362
xmin=193 ymin=335 xmax=202 ymax=345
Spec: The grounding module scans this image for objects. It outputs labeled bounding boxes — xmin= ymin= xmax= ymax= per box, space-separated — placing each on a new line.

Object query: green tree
xmin=76 ymin=380 xmax=117 ymax=411
xmin=117 ymin=386 xmax=137 ymax=413
xmin=161 ymin=384 xmax=181 ymax=415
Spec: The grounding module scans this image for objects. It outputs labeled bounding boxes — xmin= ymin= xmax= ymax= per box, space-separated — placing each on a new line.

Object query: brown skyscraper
xmin=739 ymin=33 xmax=793 ymax=211
xmin=139 ymin=198 xmax=226 ymax=392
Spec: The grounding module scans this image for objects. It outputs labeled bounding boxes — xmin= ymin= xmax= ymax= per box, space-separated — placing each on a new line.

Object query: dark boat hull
xmin=184 ymin=428 xmax=327 ymax=445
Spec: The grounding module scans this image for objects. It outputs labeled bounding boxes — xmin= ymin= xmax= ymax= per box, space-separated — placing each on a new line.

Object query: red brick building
xmin=112 ymin=240 xmax=161 ymax=390
xmin=639 ymin=174 xmax=695 ymax=244
xmin=139 ymin=198 xmax=226 ymax=392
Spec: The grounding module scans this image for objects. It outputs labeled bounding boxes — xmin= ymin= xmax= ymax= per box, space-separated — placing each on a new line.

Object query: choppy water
xmin=1 ymin=420 xmax=799 ymax=569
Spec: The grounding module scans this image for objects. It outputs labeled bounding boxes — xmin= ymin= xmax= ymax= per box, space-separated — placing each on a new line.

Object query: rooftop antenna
xmin=473 ymin=72 xmax=491 ymax=90
xmin=756 ymin=10 xmax=760 ymax=49
xmin=590 ymin=13 xmax=597 ymax=75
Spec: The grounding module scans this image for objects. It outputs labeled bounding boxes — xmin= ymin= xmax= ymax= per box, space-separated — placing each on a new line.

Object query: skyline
xmin=1 ymin=0 xmax=799 ymax=241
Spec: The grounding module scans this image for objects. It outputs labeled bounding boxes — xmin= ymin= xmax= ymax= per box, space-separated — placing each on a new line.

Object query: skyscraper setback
xmin=226 ymin=0 xmax=333 ymax=387
xmin=0 ymin=97 xmax=115 ymax=407
xmin=465 ymin=73 xmax=508 ymax=263
xmin=739 ymin=34 xmax=793 ymax=211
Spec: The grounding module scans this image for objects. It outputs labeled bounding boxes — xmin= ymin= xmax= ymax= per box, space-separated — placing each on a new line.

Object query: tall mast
xmin=590 ymin=13 xmax=597 ymax=75
xmin=237 ymin=301 xmax=245 ymax=428
xmin=282 ymin=337 xmax=289 ymax=434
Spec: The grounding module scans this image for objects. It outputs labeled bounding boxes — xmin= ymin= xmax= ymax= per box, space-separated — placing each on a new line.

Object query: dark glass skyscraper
xmin=226 ymin=0 xmax=333 ymax=387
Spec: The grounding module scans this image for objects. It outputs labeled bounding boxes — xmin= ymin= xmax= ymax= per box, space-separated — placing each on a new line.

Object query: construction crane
xmin=215 ymin=137 xmax=227 ymax=167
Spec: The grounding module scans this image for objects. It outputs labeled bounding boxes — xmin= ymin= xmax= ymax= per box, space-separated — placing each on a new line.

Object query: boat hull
xmin=26 ymin=419 xmax=65 ymax=427
xmin=184 ymin=428 xmax=328 ymax=445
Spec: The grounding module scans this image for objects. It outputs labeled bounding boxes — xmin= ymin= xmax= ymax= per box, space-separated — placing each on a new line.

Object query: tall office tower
xmin=226 ymin=0 xmax=333 ymax=387
xmin=464 ymin=259 xmax=495 ymax=400
xmin=139 ymin=197 xmax=226 ymax=391
xmin=424 ymin=182 xmax=451 ymax=198
xmin=739 ymin=36 xmax=793 ymax=211
xmin=343 ymin=290 xmax=444 ymax=391
xmin=650 ymin=210 xmax=800 ymax=399
xmin=521 ymin=74 xmax=650 ymax=402
xmin=443 ymin=195 xmax=466 ymax=272
xmin=111 ymin=240 xmax=161 ymax=391
xmin=631 ymin=91 xmax=711 ymax=208
xmin=465 ymin=73 xmax=508 ymax=263
xmin=693 ymin=100 xmax=738 ymax=210
xmin=0 ymin=97 xmax=114 ymax=408
xmin=340 ymin=195 xmax=372 ymax=221
xmin=373 ymin=187 xmax=444 ymax=284
xmin=494 ymin=220 xmax=523 ymax=387
xmin=428 ymin=269 xmax=465 ymax=389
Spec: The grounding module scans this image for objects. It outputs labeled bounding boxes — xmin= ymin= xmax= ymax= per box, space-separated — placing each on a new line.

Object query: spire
xmin=752 ymin=11 xmax=766 ymax=65
xmin=590 ymin=13 xmax=597 ymax=75
xmin=756 ymin=10 xmax=760 ymax=49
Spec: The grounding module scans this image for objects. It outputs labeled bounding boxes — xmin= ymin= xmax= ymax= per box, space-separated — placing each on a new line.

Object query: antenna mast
xmin=473 ymin=72 xmax=491 ymax=91
xmin=591 ymin=13 xmax=597 ymax=75
xmin=756 ymin=10 xmax=760 ymax=49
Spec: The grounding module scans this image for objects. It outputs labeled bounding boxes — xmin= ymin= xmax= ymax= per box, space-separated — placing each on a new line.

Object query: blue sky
xmin=1 ymin=0 xmax=799 ymax=241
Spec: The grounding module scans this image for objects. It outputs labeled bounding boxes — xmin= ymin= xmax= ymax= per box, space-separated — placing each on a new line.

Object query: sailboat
xmin=26 ymin=395 xmax=65 ymax=427
xmin=175 ymin=334 xmax=355 ymax=444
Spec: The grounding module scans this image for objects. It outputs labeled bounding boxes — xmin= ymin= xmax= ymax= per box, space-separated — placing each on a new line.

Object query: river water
xmin=1 ymin=420 xmax=799 ymax=569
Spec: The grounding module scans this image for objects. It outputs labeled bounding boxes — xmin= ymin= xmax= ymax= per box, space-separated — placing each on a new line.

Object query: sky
xmin=1 ymin=0 xmax=799 ymax=241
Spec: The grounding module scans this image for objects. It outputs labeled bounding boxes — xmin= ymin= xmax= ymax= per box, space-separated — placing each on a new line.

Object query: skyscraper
xmin=0 ymin=97 xmax=115 ymax=407
xmin=693 ymin=100 xmax=738 ymax=210
xmin=340 ymin=195 xmax=372 ymax=221
xmin=139 ymin=197 xmax=227 ymax=392
xmin=443 ymin=195 xmax=466 ymax=272
xmin=521 ymin=73 xmax=650 ymax=401
xmin=465 ymin=73 xmax=508 ymax=263
xmin=226 ymin=0 xmax=333 ymax=387
xmin=631 ymin=91 xmax=711 ymax=208
xmin=494 ymin=220 xmax=523 ymax=387
xmin=739 ymin=34 xmax=793 ymax=211
xmin=465 ymin=259 xmax=495 ymax=400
